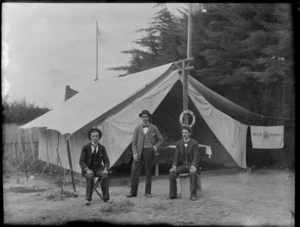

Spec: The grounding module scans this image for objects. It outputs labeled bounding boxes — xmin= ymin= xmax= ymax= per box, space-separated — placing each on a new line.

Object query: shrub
xmin=2 ymin=95 xmax=50 ymax=125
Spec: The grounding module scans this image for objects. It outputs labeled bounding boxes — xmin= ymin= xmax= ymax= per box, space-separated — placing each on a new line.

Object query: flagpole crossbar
xmin=172 ymin=58 xmax=194 ymax=74
xmin=173 ymin=57 xmax=194 ymax=65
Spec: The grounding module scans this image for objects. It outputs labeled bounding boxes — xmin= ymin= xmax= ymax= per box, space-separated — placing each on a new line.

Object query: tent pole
xmin=182 ymin=60 xmax=189 ymax=125
xmin=182 ymin=3 xmax=192 ymax=125
xmin=66 ymin=137 xmax=76 ymax=192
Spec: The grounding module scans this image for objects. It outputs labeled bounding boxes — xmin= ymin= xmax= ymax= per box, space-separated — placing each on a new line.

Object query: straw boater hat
xmin=139 ymin=110 xmax=152 ymax=118
xmin=88 ymin=128 xmax=102 ymax=140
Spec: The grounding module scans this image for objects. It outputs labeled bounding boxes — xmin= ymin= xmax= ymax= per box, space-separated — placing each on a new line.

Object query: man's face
xmin=90 ymin=131 xmax=100 ymax=143
xmin=181 ymin=129 xmax=191 ymax=140
xmin=141 ymin=114 xmax=150 ymax=124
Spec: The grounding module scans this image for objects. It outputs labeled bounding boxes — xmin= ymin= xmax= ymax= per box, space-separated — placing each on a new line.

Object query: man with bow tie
xmin=169 ymin=125 xmax=200 ymax=201
xmin=127 ymin=110 xmax=164 ymax=198
xmin=79 ymin=128 xmax=110 ymax=205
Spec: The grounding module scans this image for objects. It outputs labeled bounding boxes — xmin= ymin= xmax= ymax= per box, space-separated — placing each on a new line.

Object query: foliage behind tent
xmin=2 ymin=95 xmax=50 ymax=125
xmin=110 ymin=3 xmax=294 ymax=124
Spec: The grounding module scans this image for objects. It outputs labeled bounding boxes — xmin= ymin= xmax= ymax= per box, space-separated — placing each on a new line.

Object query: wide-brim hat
xmin=88 ymin=128 xmax=102 ymax=140
xmin=139 ymin=110 xmax=152 ymax=118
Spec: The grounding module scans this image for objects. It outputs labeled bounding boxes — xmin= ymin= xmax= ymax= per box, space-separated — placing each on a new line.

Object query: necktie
xmin=143 ymin=125 xmax=149 ymax=128
xmin=92 ymin=144 xmax=97 ymax=154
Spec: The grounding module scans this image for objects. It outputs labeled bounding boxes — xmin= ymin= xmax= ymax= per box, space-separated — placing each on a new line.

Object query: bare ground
xmin=3 ymin=168 xmax=294 ymax=226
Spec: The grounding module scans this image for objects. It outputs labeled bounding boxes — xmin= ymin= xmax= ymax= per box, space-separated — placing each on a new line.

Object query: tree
xmin=109 ymin=6 xmax=185 ymax=74
xmin=2 ymin=95 xmax=50 ymax=125
xmin=110 ymin=3 xmax=294 ymax=121
xmin=188 ymin=3 xmax=294 ymax=119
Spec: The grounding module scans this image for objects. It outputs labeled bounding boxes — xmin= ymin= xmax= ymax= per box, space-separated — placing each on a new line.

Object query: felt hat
xmin=88 ymin=128 xmax=102 ymax=140
xmin=139 ymin=110 xmax=152 ymax=118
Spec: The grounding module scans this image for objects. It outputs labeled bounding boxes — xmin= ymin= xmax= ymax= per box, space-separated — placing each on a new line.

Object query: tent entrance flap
xmin=185 ymin=76 xmax=248 ymax=169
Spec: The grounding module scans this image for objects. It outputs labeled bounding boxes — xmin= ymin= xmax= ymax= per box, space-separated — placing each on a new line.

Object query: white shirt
xmin=143 ymin=124 xmax=149 ymax=134
xmin=84 ymin=142 xmax=99 ymax=172
xmin=91 ymin=142 xmax=99 ymax=154
xmin=183 ymin=138 xmax=190 ymax=148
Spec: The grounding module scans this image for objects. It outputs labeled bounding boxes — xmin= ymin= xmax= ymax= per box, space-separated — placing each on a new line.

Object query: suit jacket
xmin=132 ymin=123 xmax=164 ymax=158
xmin=172 ymin=139 xmax=200 ymax=169
xmin=79 ymin=142 xmax=110 ymax=176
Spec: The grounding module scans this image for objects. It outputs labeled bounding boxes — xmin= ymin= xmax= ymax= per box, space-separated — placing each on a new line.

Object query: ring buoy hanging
xmin=179 ymin=110 xmax=196 ymax=128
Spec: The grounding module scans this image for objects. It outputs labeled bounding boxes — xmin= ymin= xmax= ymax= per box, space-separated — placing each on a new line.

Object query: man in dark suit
xmin=79 ymin=128 xmax=110 ymax=205
xmin=127 ymin=110 xmax=164 ymax=198
xmin=169 ymin=125 xmax=200 ymax=201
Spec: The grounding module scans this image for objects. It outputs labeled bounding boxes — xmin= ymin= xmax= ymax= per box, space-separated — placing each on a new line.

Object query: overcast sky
xmin=2 ymin=3 xmax=186 ymax=108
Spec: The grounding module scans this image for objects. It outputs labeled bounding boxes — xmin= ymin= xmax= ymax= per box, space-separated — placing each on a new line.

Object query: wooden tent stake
xmin=66 ymin=137 xmax=76 ymax=192
xmin=39 ymin=163 xmax=49 ymax=178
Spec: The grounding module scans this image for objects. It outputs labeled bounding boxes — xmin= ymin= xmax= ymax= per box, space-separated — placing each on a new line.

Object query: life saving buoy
xmin=179 ymin=110 xmax=196 ymax=128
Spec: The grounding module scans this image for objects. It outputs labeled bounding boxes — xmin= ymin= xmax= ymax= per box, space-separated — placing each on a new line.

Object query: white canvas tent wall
xmin=21 ymin=62 xmax=252 ymax=174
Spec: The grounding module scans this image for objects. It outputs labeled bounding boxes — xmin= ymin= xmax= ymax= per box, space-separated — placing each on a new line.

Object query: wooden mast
xmin=182 ymin=3 xmax=192 ymax=125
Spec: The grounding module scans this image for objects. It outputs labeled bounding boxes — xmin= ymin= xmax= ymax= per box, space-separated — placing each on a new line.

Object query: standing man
xmin=169 ymin=125 xmax=200 ymax=201
xmin=79 ymin=128 xmax=110 ymax=205
xmin=127 ymin=110 xmax=164 ymax=198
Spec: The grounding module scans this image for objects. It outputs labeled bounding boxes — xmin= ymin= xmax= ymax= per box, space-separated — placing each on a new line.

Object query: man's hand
xmin=86 ymin=169 xmax=93 ymax=175
xmin=133 ymin=154 xmax=139 ymax=162
xmin=103 ymin=168 xmax=108 ymax=175
xmin=190 ymin=166 xmax=197 ymax=174
xmin=170 ymin=166 xmax=176 ymax=173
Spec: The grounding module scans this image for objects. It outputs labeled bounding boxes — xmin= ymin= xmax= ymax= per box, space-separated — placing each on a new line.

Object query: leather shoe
xmin=126 ymin=194 xmax=137 ymax=198
xmin=145 ymin=194 xmax=152 ymax=198
xmin=167 ymin=196 xmax=177 ymax=200
xmin=85 ymin=199 xmax=91 ymax=205
xmin=191 ymin=196 xmax=197 ymax=201
xmin=103 ymin=199 xmax=111 ymax=203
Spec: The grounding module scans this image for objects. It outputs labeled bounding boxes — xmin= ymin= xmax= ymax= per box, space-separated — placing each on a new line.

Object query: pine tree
xmin=110 ymin=3 xmax=294 ymax=120
xmin=190 ymin=3 xmax=294 ymax=119
xmin=109 ymin=6 xmax=185 ymax=74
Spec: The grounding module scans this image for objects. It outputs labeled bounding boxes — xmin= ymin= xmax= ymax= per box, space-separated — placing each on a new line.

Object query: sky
xmin=2 ymin=3 xmax=186 ymax=108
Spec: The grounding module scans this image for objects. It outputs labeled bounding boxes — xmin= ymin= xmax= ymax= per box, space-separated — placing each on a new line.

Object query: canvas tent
xmin=21 ymin=62 xmax=267 ymax=174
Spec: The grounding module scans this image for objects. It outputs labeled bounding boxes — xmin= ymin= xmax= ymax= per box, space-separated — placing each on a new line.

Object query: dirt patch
xmin=3 ymin=168 xmax=295 ymax=226
xmin=44 ymin=190 xmax=78 ymax=201
xmin=100 ymin=200 xmax=135 ymax=214
xmin=7 ymin=186 xmax=46 ymax=193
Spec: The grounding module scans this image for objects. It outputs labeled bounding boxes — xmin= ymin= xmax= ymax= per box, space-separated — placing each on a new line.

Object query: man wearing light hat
xmin=127 ymin=110 xmax=164 ymax=198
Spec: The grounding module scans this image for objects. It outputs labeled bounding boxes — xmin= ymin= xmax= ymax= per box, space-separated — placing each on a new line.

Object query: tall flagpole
xmin=95 ymin=21 xmax=99 ymax=81
xmin=183 ymin=3 xmax=192 ymax=125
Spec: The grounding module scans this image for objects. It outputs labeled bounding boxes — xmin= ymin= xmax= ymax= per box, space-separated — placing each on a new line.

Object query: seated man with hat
xmin=79 ymin=128 xmax=110 ymax=205
xmin=127 ymin=110 xmax=164 ymax=198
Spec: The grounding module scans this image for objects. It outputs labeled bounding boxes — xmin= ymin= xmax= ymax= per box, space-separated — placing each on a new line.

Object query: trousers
xmin=169 ymin=164 xmax=198 ymax=198
xmin=130 ymin=147 xmax=155 ymax=195
xmin=84 ymin=168 xmax=109 ymax=201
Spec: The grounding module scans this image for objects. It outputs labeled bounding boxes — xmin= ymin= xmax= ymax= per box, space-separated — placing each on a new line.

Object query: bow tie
xmin=143 ymin=125 xmax=149 ymax=128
